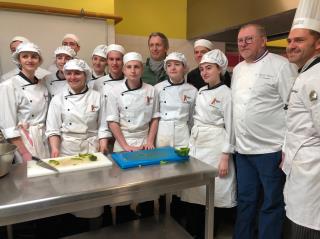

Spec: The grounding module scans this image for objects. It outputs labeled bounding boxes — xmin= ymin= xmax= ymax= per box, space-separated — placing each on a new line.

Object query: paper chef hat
xmin=292 ymin=0 xmax=320 ymax=33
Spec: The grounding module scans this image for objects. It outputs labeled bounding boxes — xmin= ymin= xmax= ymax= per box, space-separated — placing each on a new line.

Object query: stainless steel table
xmin=0 ymin=158 xmax=217 ymax=239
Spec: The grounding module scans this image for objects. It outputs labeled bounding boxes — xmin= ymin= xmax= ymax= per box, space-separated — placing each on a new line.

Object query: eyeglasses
xmin=237 ymin=36 xmax=255 ymax=45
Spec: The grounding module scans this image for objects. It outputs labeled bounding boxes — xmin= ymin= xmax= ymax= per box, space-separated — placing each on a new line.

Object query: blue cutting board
xmin=112 ymin=146 xmax=189 ymax=169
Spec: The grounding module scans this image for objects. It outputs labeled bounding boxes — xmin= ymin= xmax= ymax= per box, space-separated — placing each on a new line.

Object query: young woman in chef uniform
xmin=106 ymin=52 xmax=159 ymax=152
xmin=45 ymin=46 xmax=76 ymax=99
xmin=0 ymin=42 xmax=49 ymax=162
xmin=181 ymin=49 xmax=237 ymax=238
xmin=88 ymin=44 xmax=108 ymax=89
xmin=154 ymin=52 xmax=197 ymax=148
xmin=46 ymin=59 xmax=110 ymax=231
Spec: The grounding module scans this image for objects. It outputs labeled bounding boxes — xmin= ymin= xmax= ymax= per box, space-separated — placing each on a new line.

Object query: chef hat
xmin=54 ymin=46 xmax=76 ymax=58
xmin=62 ymin=33 xmax=80 ymax=46
xmin=164 ymin=52 xmax=187 ymax=69
xmin=11 ymin=36 xmax=29 ymax=43
xmin=123 ymin=52 xmax=143 ymax=65
xmin=291 ymin=0 xmax=320 ymax=33
xmin=63 ymin=59 xmax=92 ymax=82
xmin=194 ymin=39 xmax=214 ymax=50
xmin=200 ymin=49 xmax=228 ymax=74
xmin=92 ymin=44 xmax=108 ymax=58
xmin=106 ymin=44 xmax=126 ymax=56
xmin=12 ymin=42 xmax=43 ymax=66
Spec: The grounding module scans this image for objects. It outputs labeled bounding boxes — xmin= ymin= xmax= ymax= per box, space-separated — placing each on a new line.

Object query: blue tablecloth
xmin=112 ymin=146 xmax=189 ymax=169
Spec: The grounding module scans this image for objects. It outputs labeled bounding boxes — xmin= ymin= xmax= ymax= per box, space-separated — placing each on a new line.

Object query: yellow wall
xmin=114 ymin=0 xmax=187 ymax=39
xmin=187 ymin=0 xmax=299 ymax=39
xmin=2 ymin=0 xmax=114 ymax=14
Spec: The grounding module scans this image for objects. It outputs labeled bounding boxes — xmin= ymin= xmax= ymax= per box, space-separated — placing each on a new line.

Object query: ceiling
xmin=200 ymin=9 xmax=296 ymax=44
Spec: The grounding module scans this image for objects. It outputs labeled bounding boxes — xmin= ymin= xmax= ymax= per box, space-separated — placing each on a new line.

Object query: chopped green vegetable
xmin=88 ymin=154 xmax=97 ymax=161
xmin=175 ymin=147 xmax=190 ymax=157
xmin=71 ymin=156 xmax=83 ymax=160
xmin=48 ymin=159 xmax=60 ymax=166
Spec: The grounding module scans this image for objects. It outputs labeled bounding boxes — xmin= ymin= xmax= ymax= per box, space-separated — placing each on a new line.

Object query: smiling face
xmin=148 ymin=36 xmax=168 ymax=61
xmin=56 ymin=54 xmax=72 ymax=71
xmin=199 ymin=63 xmax=221 ymax=87
xmin=237 ymin=25 xmax=267 ymax=63
xmin=107 ymin=50 xmax=124 ymax=77
xmin=19 ymin=52 xmax=41 ymax=74
xmin=123 ymin=60 xmax=143 ymax=82
xmin=286 ymin=28 xmax=320 ymax=68
xmin=92 ymin=55 xmax=107 ymax=75
xmin=65 ymin=70 xmax=86 ymax=93
xmin=165 ymin=60 xmax=186 ymax=83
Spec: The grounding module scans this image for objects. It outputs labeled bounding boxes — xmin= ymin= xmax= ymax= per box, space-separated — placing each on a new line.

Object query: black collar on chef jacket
xmin=19 ymin=71 xmax=39 ymax=86
xmin=163 ymin=78 xmax=184 ymax=89
xmin=299 ymin=56 xmax=320 ymax=73
xmin=199 ymin=82 xmax=224 ymax=94
xmin=104 ymin=73 xmax=125 ymax=83
xmin=92 ymin=71 xmax=107 ymax=81
xmin=122 ymin=79 xmax=143 ymax=94
xmin=51 ymin=70 xmax=66 ymax=82
xmin=65 ymin=85 xmax=89 ymax=98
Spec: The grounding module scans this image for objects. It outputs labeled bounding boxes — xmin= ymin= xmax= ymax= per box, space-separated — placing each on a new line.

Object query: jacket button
xmin=164 ymin=101 xmax=166 ymax=103
xmin=125 ymin=107 xmax=128 ymax=109
xmin=67 ymin=109 xmax=70 ymax=111
xmin=165 ymin=113 xmax=167 ymax=115
xmin=31 ymin=114 xmax=34 ymax=117
xmin=30 ymin=100 xmax=32 ymax=103
xmin=128 ymin=120 xmax=131 ymax=122
xmin=69 ymin=123 xmax=72 ymax=125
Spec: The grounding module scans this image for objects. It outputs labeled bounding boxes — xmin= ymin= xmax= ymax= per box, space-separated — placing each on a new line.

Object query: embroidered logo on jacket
xmin=91 ymin=105 xmax=98 ymax=112
xmin=210 ymin=97 xmax=220 ymax=106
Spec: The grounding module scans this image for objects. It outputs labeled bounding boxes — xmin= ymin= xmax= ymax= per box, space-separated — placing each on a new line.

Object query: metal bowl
xmin=0 ymin=143 xmax=17 ymax=177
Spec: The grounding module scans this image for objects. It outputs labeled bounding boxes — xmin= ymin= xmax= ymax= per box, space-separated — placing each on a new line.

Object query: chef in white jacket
xmin=1 ymin=36 xmax=50 ymax=82
xmin=154 ymin=52 xmax=197 ymax=148
xmin=181 ymin=50 xmax=236 ymax=238
xmin=0 ymin=42 xmax=49 ymax=162
xmin=88 ymin=44 xmax=108 ymax=89
xmin=107 ymin=52 xmax=159 ymax=152
xmin=283 ymin=0 xmax=320 ymax=237
xmin=45 ymin=46 xmax=76 ymax=98
xmin=93 ymin=44 xmax=126 ymax=94
xmin=46 ymin=59 xmax=109 ymax=223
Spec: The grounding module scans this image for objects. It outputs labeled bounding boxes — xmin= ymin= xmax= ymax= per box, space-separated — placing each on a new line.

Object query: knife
xmin=32 ymin=156 xmax=60 ymax=173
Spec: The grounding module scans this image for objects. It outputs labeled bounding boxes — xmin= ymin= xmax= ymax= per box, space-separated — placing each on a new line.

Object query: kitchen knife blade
xmin=32 ymin=156 xmax=59 ymax=173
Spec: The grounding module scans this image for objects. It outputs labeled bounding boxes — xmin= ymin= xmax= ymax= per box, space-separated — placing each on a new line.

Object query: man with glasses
xmin=231 ymin=24 xmax=297 ymax=239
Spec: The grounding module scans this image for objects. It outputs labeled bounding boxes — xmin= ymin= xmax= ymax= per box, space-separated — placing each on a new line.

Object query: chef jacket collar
xmin=199 ymin=81 xmax=224 ymax=93
xmin=67 ymin=85 xmax=89 ymax=96
xmin=51 ymin=70 xmax=66 ymax=82
xmin=299 ymin=55 xmax=320 ymax=73
xmin=19 ymin=71 xmax=39 ymax=85
xmin=253 ymin=50 xmax=269 ymax=63
xmin=123 ymin=79 xmax=143 ymax=93
xmin=163 ymin=78 xmax=185 ymax=89
xmin=92 ymin=71 xmax=106 ymax=81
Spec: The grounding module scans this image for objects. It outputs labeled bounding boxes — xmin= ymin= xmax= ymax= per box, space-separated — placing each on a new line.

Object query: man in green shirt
xmin=142 ymin=32 xmax=169 ymax=85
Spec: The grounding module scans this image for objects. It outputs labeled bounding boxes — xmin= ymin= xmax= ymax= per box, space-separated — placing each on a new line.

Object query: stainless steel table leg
xmin=205 ymin=177 xmax=215 ymax=239
xmin=6 ymin=225 xmax=13 ymax=239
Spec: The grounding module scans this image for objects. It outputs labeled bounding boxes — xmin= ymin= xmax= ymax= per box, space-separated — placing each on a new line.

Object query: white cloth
xmin=283 ymin=60 xmax=320 ymax=230
xmin=181 ymin=84 xmax=236 ymax=207
xmin=45 ymin=71 xmax=68 ymax=98
xmin=0 ymin=73 xmax=49 ymax=158
xmin=231 ymin=52 xmax=297 ymax=154
xmin=46 ymin=87 xmax=109 ymax=156
xmin=92 ymin=74 xmax=125 ymax=95
xmin=1 ymin=67 xmax=50 ymax=83
xmin=87 ymin=71 xmax=106 ymax=89
xmin=154 ymin=79 xmax=197 ymax=148
xmin=106 ymin=81 xmax=159 ymax=152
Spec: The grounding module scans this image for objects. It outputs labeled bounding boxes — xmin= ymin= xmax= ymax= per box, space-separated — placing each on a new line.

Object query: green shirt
xmin=142 ymin=58 xmax=168 ymax=86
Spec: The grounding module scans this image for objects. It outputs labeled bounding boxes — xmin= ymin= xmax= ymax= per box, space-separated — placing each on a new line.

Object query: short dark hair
xmin=239 ymin=23 xmax=267 ymax=38
xmin=148 ymin=32 xmax=169 ymax=49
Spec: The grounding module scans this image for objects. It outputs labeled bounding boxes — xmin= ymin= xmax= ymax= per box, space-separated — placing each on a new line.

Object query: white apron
xmin=181 ymin=124 xmax=237 ymax=207
xmin=113 ymin=129 xmax=148 ymax=152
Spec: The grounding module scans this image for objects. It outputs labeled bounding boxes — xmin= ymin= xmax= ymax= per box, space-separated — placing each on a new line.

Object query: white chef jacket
xmin=181 ymin=83 xmax=236 ymax=207
xmin=232 ymin=51 xmax=297 ymax=154
xmin=45 ymin=70 xmax=68 ymax=99
xmin=87 ymin=70 xmax=106 ymax=89
xmin=106 ymin=80 xmax=160 ymax=152
xmin=154 ymin=79 xmax=197 ymax=148
xmin=0 ymin=72 xmax=49 ymax=159
xmin=46 ymin=86 xmax=110 ymax=156
xmin=92 ymin=73 xmax=125 ymax=95
xmin=1 ymin=67 xmax=51 ymax=83
xmin=283 ymin=56 xmax=320 ymax=231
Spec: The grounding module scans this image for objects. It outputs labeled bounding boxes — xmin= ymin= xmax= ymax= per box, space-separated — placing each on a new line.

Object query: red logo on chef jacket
xmin=210 ymin=97 xmax=220 ymax=106
xmin=182 ymin=95 xmax=191 ymax=103
xmin=146 ymin=96 xmax=153 ymax=105
xmin=91 ymin=105 xmax=98 ymax=112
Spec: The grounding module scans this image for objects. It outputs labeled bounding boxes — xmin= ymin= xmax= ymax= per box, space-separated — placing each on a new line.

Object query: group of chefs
xmin=0 ymin=0 xmax=320 ymax=238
